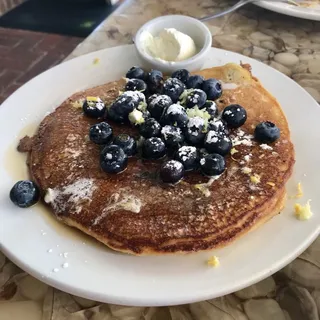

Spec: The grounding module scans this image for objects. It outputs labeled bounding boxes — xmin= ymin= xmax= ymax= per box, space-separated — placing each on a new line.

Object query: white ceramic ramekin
xmin=134 ymin=15 xmax=212 ymax=74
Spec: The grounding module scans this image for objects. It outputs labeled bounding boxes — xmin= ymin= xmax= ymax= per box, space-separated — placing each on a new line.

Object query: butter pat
xmin=294 ymin=200 xmax=313 ymax=220
xmin=44 ymin=188 xmax=57 ymax=203
xmin=141 ymin=28 xmax=197 ymax=62
xmin=194 ymin=184 xmax=211 ymax=197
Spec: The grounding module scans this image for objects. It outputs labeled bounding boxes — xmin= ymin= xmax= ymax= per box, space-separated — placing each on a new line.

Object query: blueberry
xmin=146 ymin=70 xmax=164 ymax=93
xmin=82 ymin=97 xmax=106 ymax=118
xmin=161 ymin=125 xmax=184 ymax=148
xmin=184 ymin=89 xmax=207 ymax=109
xmin=142 ymin=110 xmax=151 ymax=120
xmin=185 ymin=116 xmax=206 ymax=146
xmin=133 ymin=91 xmax=146 ymax=104
xmin=139 ymin=118 xmax=161 ymax=138
xmin=142 ymin=137 xmax=166 ymax=159
xmin=10 ymin=180 xmax=40 ymax=208
xmin=126 ymin=66 xmax=145 ymax=80
xmin=200 ymin=153 xmax=226 ymax=176
xmin=207 ymin=119 xmax=229 ymax=135
xmin=107 ymin=106 xmax=126 ymax=123
xmin=199 ymin=148 xmax=210 ymax=158
xmin=204 ymin=130 xmax=232 ymax=156
xmin=148 ymin=95 xmax=172 ymax=120
xmin=125 ymin=79 xmax=147 ymax=93
xmin=254 ymin=121 xmax=280 ymax=143
xmin=100 ymin=145 xmax=128 ymax=174
xmin=175 ymin=146 xmax=198 ymax=171
xmin=201 ymin=100 xmax=218 ymax=118
xmin=147 ymin=93 xmax=160 ymax=105
xmin=202 ymin=78 xmax=222 ymax=100
xmin=108 ymin=91 xmax=142 ymax=123
xmin=186 ymin=75 xmax=204 ymax=89
xmin=89 ymin=122 xmax=113 ymax=145
xmin=161 ymin=104 xmax=189 ymax=128
xmin=160 ymin=160 xmax=185 ymax=184
xmin=163 ymin=78 xmax=186 ymax=103
xmin=113 ymin=134 xmax=137 ymax=156
xmin=172 ymin=69 xmax=190 ymax=84
xmin=147 ymin=94 xmax=172 ymax=120
xmin=222 ymin=104 xmax=247 ymax=128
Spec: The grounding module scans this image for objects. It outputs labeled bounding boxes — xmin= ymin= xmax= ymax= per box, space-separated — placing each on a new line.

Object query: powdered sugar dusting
xmin=45 ymin=178 xmax=97 ymax=214
xmin=231 ymin=129 xmax=254 ymax=147
xmin=209 ymin=119 xmax=226 ymax=132
xmin=167 ymin=104 xmax=185 ymax=115
xmin=64 ymin=148 xmax=82 ymax=159
xmin=150 ymin=94 xmax=171 ymax=107
xmin=119 ymin=91 xmax=145 ymax=104
xmin=205 ymin=130 xmax=220 ymax=144
xmin=260 ymin=143 xmax=273 ymax=150
xmin=178 ymin=146 xmax=196 ymax=162
xmin=161 ymin=125 xmax=181 ymax=140
xmin=164 ymin=160 xmax=183 ymax=171
xmin=188 ymin=89 xmax=204 ymax=104
xmin=63 ymin=134 xmax=87 ymax=182
xmin=188 ymin=116 xmax=204 ymax=129
xmin=164 ymin=78 xmax=185 ymax=92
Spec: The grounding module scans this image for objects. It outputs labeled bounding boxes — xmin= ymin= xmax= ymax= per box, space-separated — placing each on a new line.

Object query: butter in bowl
xmin=134 ymin=15 xmax=212 ymax=73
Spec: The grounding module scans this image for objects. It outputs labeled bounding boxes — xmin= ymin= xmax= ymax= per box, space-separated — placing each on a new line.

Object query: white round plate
xmin=0 ymin=45 xmax=319 ymax=307
xmin=256 ymin=0 xmax=320 ymax=21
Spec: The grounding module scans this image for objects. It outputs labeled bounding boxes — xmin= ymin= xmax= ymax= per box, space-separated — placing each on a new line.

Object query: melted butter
xmin=295 ymin=182 xmax=303 ymax=199
xmin=194 ymin=175 xmax=221 ymax=197
xmin=93 ymin=192 xmax=142 ymax=226
xmin=220 ymin=81 xmax=238 ymax=90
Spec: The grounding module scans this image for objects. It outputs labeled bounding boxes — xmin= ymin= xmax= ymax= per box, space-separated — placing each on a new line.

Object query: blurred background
xmin=0 ymin=0 xmax=122 ymax=104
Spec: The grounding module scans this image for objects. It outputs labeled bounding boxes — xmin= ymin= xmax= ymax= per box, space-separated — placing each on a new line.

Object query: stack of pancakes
xmin=19 ymin=63 xmax=295 ymax=255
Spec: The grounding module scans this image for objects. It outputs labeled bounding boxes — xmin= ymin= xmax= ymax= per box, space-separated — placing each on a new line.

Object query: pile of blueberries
xmin=9 ymin=66 xmax=280 ymax=209
xmin=85 ymin=66 xmax=280 ymax=184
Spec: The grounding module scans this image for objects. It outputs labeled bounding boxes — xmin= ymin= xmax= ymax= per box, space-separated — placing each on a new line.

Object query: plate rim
xmin=0 ymin=44 xmax=319 ymax=306
xmin=256 ymin=1 xmax=320 ymax=21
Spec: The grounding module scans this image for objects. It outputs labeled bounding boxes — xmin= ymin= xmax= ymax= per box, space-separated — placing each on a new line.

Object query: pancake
xmin=19 ymin=63 xmax=295 ymax=255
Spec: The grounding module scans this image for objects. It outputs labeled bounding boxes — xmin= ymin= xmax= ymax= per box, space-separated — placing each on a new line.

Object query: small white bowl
xmin=134 ymin=15 xmax=212 ymax=74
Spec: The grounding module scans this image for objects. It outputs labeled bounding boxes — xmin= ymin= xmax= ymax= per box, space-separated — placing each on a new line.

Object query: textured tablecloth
xmin=1 ymin=1 xmax=319 ymax=319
